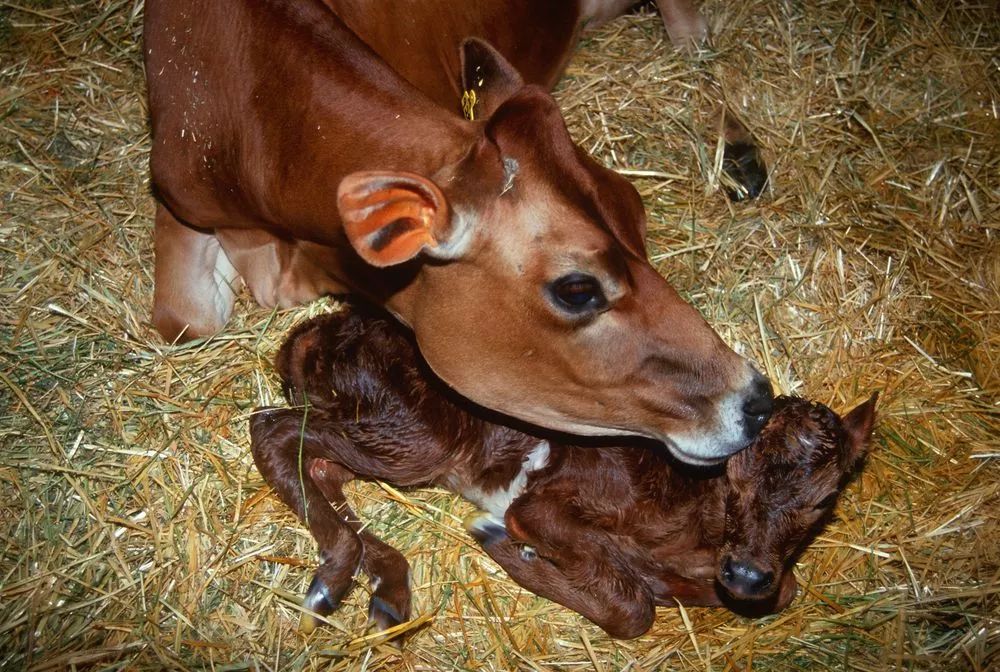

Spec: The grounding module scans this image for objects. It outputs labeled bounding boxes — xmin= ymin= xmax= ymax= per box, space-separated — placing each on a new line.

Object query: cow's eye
xmin=549 ymin=273 xmax=607 ymax=314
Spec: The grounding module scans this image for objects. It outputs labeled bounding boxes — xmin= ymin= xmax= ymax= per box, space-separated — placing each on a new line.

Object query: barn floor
xmin=1 ymin=1 xmax=997 ymax=670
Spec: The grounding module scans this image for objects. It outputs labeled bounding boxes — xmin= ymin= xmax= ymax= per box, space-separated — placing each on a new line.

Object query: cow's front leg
xmin=215 ymin=230 xmax=347 ymax=311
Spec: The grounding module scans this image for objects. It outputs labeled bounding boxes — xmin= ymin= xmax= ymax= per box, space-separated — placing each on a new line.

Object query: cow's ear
xmin=460 ymin=37 xmax=524 ymax=119
xmin=338 ymin=171 xmax=467 ymax=267
xmin=841 ymin=393 xmax=878 ymax=470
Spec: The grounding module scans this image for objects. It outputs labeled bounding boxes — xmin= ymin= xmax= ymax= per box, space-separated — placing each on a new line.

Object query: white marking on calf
xmin=463 ymin=440 xmax=550 ymax=527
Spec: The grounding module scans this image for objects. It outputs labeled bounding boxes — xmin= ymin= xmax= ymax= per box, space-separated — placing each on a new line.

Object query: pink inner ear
xmin=345 ymin=198 xmax=432 ymax=240
xmin=337 ymin=171 xmax=449 ymax=267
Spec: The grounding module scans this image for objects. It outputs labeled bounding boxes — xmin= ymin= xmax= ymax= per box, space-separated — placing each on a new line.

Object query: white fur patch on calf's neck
xmin=464 ymin=440 xmax=550 ymax=523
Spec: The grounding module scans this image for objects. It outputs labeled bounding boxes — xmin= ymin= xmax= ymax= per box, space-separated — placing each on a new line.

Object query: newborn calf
xmin=251 ymin=306 xmax=876 ymax=638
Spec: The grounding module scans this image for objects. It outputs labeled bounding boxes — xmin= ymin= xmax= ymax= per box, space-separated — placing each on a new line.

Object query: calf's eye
xmin=813 ymin=492 xmax=839 ymax=511
xmin=549 ymin=273 xmax=608 ymax=314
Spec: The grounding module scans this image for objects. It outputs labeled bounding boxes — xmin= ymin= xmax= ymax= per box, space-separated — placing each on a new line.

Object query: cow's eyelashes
xmin=548 ymin=273 xmax=608 ymax=315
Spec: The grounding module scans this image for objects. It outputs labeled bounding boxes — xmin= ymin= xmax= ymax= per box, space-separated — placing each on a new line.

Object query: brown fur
xmin=323 ymin=0 xmax=766 ymax=199
xmin=145 ymin=0 xmax=772 ymax=462
xmin=250 ymin=306 xmax=877 ymax=638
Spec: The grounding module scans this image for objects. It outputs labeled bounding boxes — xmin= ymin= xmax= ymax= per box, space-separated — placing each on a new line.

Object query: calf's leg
xmin=656 ymin=0 xmax=708 ymax=47
xmin=309 ymin=458 xmax=413 ymax=632
xmin=652 ymin=1 xmax=768 ymax=200
xmin=249 ymin=409 xmax=364 ymax=632
xmin=717 ymin=109 xmax=768 ymax=201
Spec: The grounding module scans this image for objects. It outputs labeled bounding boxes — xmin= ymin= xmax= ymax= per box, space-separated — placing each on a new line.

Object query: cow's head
xmin=336 ymin=39 xmax=772 ymax=465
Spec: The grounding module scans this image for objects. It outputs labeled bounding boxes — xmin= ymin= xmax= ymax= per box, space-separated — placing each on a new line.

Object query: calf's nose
xmin=720 ymin=556 xmax=774 ymax=598
xmin=741 ymin=372 xmax=774 ymax=440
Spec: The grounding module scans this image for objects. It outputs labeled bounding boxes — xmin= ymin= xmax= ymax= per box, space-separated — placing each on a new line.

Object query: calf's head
xmin=717 ymin=394 xmax=877 ymax=606
xmin=337 ymin=39 xmax=771 ymax=464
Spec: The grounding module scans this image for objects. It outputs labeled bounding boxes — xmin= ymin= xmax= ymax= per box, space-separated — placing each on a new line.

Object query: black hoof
xmin=299 ymin=574 xmax=350 ymax=634
xmin=369 ymin=595 xmax=406 ymax=631
xmin=465 ymin=514 xmax=509 ymax=547
xmin=722 ymin=141 xmax=768 ymax=201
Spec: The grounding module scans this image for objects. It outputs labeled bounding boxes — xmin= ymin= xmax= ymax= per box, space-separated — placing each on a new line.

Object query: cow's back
xmin=323 ymin=0 xmax=584 ymax=113
xmin=144 ymin=0 xmax=465 ymax=236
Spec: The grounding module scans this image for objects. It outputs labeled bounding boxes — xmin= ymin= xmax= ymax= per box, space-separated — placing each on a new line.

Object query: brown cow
xmin=324 ymin=0 xmax=767 ymax=200
xmin=145 ymin=0 xmax=772 ymax=464
xmin=250 ymin=305 xmax=877 ymax=638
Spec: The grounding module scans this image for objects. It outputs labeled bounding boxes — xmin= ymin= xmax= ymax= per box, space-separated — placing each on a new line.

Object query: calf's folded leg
xmin=309 ymin=458 xmax=413 ymax=632
xmin=249 ymin=408 xmax=364 ymax=632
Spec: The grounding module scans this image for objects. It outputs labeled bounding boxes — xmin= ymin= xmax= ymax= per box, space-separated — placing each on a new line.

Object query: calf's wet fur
xmin=251 ymin=305 xmax=876 ymax=638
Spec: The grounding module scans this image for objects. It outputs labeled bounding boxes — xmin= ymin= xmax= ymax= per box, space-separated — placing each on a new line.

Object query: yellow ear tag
xmin=461 ymin=88 xmax=478 ymax=121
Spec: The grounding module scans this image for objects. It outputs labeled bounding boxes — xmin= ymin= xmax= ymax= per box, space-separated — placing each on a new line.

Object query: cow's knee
xmin=152 ymin=206 xmax=240 ymax=342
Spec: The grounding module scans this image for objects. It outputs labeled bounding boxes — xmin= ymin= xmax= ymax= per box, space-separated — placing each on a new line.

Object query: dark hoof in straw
xmin=369 ymin=595 xmax=406 ymax=631
xmin=722 ymin=141 xmax=768 ymax=201
xmin=464 ymin=513 xmax=509 ymax=547
xmin=299 ymin=574 xmax=348 ymax=634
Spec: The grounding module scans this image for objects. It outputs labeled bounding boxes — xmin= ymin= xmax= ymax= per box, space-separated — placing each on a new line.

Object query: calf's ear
xmin=460 ymin=38 xmax=524 ymax=119
xmin=338 ymin=171 xmax=468 ymax=267
xmin=841 ymin=392 xmax=878 ymax=469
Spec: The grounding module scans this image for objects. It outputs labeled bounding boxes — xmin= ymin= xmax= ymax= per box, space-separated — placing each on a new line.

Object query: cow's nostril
xmin=741 ymin=374 xmax=774 ymax=438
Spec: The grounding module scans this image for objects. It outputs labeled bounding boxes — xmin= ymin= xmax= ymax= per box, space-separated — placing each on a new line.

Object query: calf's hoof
xmin=464 ymin=512 xmax=508 ymax=547
xmin=722 ymin=141 xmax=768 ymax=201
xmin=369 ymin=595 xmax=407 ymax=632
xmin=299 ymin=573 xmax=352 ymax=634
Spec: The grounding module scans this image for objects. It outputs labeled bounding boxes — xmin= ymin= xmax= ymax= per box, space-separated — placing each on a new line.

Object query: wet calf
xmin=250 ymin=306 xmax=876 ymax=638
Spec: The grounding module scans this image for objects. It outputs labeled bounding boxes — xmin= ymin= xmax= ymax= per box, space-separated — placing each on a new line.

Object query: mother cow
xmin=144 ymin=0 xmax=772 ymax=465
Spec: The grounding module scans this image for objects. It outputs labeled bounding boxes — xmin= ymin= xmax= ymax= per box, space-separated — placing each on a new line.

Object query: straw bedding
xmin=1 ymin=1 xmax=997 ymax=669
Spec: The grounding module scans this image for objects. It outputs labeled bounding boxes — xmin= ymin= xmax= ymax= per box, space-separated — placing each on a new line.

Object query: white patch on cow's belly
xmin=462 ymin=440 xmax=550 ymax=524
